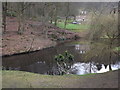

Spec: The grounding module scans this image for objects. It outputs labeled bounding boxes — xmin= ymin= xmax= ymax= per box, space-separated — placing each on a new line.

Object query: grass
xmin=114 ymin=47 xmax=120 ymax=51
xmin=2 ymin=70 xmax=118 ymax=88
xmin=56 ymin=22 xmax=89 ymax=32
xmin=71 ymin=41 xmax=90 ymax=45
xmin=2 ymin=70 xmax=96 ymax=88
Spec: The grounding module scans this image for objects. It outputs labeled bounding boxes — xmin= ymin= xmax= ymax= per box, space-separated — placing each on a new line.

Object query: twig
xmin=28 ymin=37 xmax=35 ymax=52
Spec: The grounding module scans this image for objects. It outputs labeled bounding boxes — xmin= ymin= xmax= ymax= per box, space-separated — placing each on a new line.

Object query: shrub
xmin=54 ymin=51 xmax=74 ymax=75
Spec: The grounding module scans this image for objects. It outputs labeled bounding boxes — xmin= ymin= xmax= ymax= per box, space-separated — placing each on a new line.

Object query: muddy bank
xmin=2 ymin=17 xmax=80 ymax=56
xmin=2 ymin=34 xmax=56 ymax=56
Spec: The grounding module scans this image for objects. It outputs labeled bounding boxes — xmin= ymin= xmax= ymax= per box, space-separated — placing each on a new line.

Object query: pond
xmin=2 ymin=40 xmax=120 ymax=75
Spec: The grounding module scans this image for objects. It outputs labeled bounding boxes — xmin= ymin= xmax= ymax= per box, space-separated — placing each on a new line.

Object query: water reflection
xmin=2 ymin=60 xmax=120 ymax=75
xmin=2 ymin=41 xmax=120 ymax=75
xmin=70 ymin=62 xmax=120 ymax=75
xmin=75 ymin=44 xmax=89 ymax=54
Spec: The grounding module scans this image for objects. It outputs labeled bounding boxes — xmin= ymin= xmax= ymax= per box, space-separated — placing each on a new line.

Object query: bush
xmin=54 ymin=51 xmax=74 ymax=75
xmin=6 ymin=11 xmax=17 ymax=17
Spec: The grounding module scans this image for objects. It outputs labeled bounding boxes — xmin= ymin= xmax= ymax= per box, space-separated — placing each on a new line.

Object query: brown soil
xmin=2 ymin=17 xmax=79 ymax=56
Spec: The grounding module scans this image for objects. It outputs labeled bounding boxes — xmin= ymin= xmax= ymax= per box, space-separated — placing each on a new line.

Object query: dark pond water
xmin=2 ymin=40 xmax=120 ymax=75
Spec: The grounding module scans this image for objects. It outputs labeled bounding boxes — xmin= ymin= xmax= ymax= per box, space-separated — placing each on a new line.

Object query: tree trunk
xmin=89 ymin=62 xmax=92 ymax=73
xmin=50 ymin=19 xmax=52 ymax=24
xmin=17 ymin=3 xmax=25 ymax=34
xmin=73 ymin=15 xmax=76 ymax=21
xmin=18 ymin=18 xmax=21 ymax=34
xmin=54 ymin=18 xmax=57 ymax=26
xmin=2 ymin=2 xmax=7 ymax=34
xmin=109 ymin=41 xmax=113 ymax=71
xmin=64 ymin=2 xmax=70 ymax=29
xmin=64 ymin=16 xmax=68 ymax=29
xmin=104 ymin=64 xmax=108 ymax=69
xmin=107 ymin=40 xmax=113 ymax=71
xmin=109 ymin=64 xmax=112 ymax=71
xmin=18 ymin=15 xmax=24 ymax=34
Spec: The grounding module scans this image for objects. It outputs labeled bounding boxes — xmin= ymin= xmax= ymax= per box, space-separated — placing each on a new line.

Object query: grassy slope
xmin=2 ymin=70 xmax=118 ymax=88
xmin=57 ymin=22 xmax=89 ymax=32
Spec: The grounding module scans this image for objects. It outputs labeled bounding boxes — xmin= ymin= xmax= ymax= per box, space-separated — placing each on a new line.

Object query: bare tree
xmin=7 ymin=2 xmax=32 ymax=34
xmin=2 ymin=2 xmax=7 ymax=33
xmin=84 ymin=3 xmax=119 ymax=70
xmin=17 ymin=2 xmax=32 ymax=34
xmin=64 ymin=2 xmax=70 ymax=29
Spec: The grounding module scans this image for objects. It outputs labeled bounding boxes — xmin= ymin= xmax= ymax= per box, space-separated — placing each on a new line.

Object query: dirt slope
xmin=2 ymin=17 xmax=79 ymax=56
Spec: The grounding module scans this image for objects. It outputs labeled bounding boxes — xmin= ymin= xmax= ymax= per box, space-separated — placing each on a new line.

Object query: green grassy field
xmin=56 ymin=22 xmax=89 ymax=32
xmin=2 ymin=70 xmax=118 ymax=88
xmin=2 ymin=70 xmax=92 ymax=88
